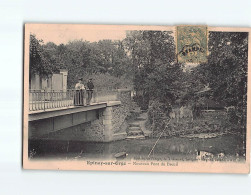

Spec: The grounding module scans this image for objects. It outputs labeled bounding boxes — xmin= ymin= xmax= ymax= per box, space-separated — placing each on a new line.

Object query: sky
xmin=26 ymin=24 xmax=176 ymax=45
xmin=28 ymin=24 xmax=127 ymax=45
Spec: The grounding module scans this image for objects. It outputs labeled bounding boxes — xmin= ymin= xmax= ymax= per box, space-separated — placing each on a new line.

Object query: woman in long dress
xmin=74 ymin=78 xmax=85 ymax=106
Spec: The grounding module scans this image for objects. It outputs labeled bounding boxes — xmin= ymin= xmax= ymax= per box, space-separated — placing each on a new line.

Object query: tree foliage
xmin=124 ymin=31 xmax=183 ymax=109
xmin=29 ymin=34 xmax=54 ymax=78
xmin=29 ymin=31 xmax=248 ymax=131
xmin=199 ymin=32 xmax=248 ymax=127
xmin=29 ymin=35 xmax=134 ymax=88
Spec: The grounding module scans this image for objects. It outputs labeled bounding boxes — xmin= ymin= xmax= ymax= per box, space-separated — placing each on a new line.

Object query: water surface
xmin=29 ymin=133 xmax=245 ymax=162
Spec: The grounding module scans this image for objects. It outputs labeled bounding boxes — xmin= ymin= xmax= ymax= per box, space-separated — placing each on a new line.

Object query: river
xmin=29 ymin=133 xmax=245 ymax=162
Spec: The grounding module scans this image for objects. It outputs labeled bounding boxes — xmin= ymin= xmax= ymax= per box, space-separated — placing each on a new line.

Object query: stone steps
xmin=127 ymin=120 xmax=144 ymax=138
xmin=127 ymin=131 xmax=143 ymax=136
xmin=126 ymin=135 xmax=145 ymax=140
xmin=125 ymin=101 xmax=153 ymax=139
xmin=128 ymin=122 xmax=141 ymax=127
xmin=126 ymin=108 xmax=151 ymax=139
xmin=136 ymin=112 xmax=148 ymax=121
xmin=128 ymin=126 xmax=141 ymax=131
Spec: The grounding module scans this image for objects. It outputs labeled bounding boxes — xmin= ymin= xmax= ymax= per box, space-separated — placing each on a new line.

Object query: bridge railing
xmin=29 ymin=89 xmax=119 ymax=112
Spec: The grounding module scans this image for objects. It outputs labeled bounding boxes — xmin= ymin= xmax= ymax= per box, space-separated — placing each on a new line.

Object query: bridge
xmin=28 ymin=89 xmax=133 ymax=142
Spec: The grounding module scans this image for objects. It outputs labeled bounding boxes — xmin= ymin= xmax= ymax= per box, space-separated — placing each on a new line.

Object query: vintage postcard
xmin=23 ymin=24 xmax=250 ymax=173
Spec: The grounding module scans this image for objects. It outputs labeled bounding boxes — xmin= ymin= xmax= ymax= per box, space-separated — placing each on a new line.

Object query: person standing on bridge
xmin=74 ymin=78 xmax=86 ymax=106
xmin=86 ymin=78 xmax=94 ymax=105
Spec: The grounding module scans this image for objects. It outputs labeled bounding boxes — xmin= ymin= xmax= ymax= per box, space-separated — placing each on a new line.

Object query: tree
xmin=36 ymin=38 xmax=134 ymax=88
xmin=42 ymin=42 xmax=61 ymax=73
xmin=124 ymin=30 xmax=183 ymax=109
xmin=198 ymin=32 xmax=248 ymax=127
xmin=29 ymin=34 xmax=53 ymax=79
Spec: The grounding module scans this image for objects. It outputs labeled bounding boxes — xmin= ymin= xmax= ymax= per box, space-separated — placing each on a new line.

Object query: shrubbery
xmin=147 ymin=100 xmax=171 ymax=136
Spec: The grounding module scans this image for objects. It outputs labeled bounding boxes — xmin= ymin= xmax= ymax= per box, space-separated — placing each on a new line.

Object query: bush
xmin=147 ymin=100 xmax=171 ymax=136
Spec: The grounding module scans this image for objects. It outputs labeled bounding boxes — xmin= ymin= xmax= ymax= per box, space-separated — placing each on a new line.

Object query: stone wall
xmin=102 ymin=89 xmax=133 ymax=141
xmin=111 ymin=105 xmax=128 ymax=134
xmin=112 ymin=89 xmax=133 ymax=134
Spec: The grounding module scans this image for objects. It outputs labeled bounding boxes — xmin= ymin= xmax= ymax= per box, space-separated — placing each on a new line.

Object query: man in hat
xmin=86 ymin=78 xmax=94 ymax=105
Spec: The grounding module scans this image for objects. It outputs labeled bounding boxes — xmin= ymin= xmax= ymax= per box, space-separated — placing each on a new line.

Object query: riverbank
xmin=148 ymin=110 xmax=244 ymax=138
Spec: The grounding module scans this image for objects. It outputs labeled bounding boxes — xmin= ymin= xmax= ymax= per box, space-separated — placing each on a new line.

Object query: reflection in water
xmin=29 ymin=134 xmax=245 ymax=162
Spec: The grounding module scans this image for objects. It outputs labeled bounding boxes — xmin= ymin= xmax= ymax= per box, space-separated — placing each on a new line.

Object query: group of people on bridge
xmin=74 ymin=78 xmax=94 ymax=106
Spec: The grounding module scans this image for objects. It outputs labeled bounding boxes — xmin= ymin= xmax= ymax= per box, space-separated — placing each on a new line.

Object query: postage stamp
xmin=176 ymin=26 xmax=208 ymax=64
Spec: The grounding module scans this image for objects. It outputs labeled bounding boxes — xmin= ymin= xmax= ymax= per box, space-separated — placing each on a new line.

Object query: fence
xmin=29 ymin=89 xmax=119 ymax=112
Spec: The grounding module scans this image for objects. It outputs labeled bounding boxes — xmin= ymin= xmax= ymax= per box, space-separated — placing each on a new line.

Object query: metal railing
xmin=29 ymin=89 xmax=119 ymax=112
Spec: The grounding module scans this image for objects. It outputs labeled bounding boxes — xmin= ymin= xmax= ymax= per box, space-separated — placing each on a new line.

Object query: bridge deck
xmin=28 ymin=101 xmax=121 ymax=121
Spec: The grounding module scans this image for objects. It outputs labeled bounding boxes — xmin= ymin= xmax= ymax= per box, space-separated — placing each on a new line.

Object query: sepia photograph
xmin=23 ymin=24 xmax=250 ymax=173
xmin=2 ymin=1 xmax=251 ymax=194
